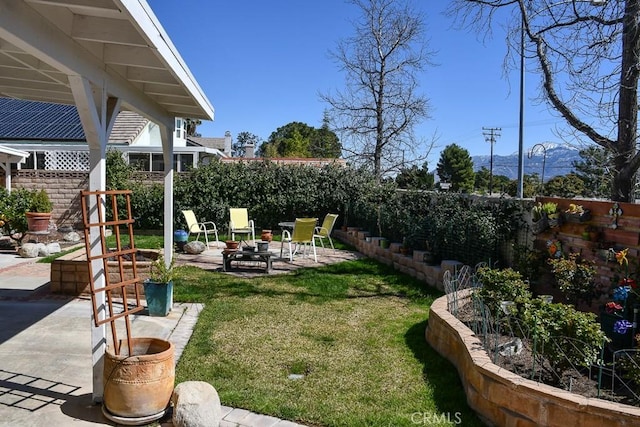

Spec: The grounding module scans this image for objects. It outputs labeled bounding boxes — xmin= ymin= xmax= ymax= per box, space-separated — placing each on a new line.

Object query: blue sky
xmin=149 ymin=0 xmax=568 ymax=166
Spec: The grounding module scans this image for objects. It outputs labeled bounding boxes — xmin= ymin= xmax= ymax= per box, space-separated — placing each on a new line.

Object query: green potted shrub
xmin=143 ymin=251 xmax=175 ymax=317
xmin=25 ymin=189 xmax=53 ymax=233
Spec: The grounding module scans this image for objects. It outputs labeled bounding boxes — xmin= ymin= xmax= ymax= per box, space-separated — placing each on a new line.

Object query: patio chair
xmin=229 ymin=208 xmax=255 ymax=242
xmin=182 ymin=210 xmax=219 ymax=248
xmin=280 ymin=217 xmax=318 ymax=262
xmin=313 ymin=213 xmax=339 ymax=251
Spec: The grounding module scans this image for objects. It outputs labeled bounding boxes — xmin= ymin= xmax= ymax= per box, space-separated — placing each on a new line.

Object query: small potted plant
xmin=542 ymin=202 xmax=561 ymax=228
xmin=25 ymin=189 xmax=53 ymax=233
xmin=563 ymin=203 xmax=591 ymax=223
xmin=143 ymin=251 xmax=175 ymax=317
xmin=399 ymin=237 xmax=411 ymax=256
xmin=530 ymin=202 xmax=548 ymax=234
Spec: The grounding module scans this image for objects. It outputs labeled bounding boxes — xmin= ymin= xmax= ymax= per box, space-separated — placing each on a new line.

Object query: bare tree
xmin=321 ymin=0 xmax=435 ymax=180
xmin=451 ymin=0 xmax=639 ymax=202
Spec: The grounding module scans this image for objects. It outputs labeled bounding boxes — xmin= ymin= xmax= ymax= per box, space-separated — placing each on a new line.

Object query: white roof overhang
xmin=3 ymin=141 xmax=226 ymax=157
xmin=0 ymin=145 xmax=29 ymax=163
xmin=0 ymin=0 xmax=214 ymax=126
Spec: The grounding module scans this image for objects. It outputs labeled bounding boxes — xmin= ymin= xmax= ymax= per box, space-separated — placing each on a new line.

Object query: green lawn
xmin=173 ymin=257 xmax=484 ymax=427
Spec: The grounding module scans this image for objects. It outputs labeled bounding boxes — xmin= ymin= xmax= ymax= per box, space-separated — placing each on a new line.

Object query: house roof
xmin=108 ymin=111 xmax=149 ymax=144
xmin=0 ymin=97 xmax=148 ymax=143
xmin=187 ymin=136 xmax=226 ymax=151
xmin=0 ymin=0 xmax=214 ymax=124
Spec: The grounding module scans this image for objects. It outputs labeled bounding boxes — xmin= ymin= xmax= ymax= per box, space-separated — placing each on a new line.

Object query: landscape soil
xmin=455 ymin=301 xmax=639 ymax=406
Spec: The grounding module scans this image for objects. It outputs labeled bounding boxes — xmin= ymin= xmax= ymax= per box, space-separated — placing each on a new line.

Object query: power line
xmin=483 ymin=127 xmax=501 ymax=194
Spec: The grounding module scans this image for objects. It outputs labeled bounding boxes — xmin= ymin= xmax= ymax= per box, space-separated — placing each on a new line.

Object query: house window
xmin=151 ymin=154 xmax=165 ymax=171
xmin=21 ymin=152 xmax=45 ymax=170
xmin=129 ymin=153 xmax=150 ymax=171
xmin=175 ymin=118 xmax=183 ymax=139
xmin=175 ymin=154 xmax=194 ymax=172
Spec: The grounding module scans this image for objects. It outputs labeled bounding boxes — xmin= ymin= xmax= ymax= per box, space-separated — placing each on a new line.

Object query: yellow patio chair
xmin=229 ymin=208 xmax=255 ymax=242
xmin=280 ymin=218 xmax=318 ymax=262
xmin=182 ymin=210 xmax=219 ymax=248
xmin=313 ymin=213 xmax=339 ymax=251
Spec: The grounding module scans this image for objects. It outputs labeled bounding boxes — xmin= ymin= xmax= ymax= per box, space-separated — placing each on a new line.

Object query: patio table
xmin=222 ymin=248 xmax=275 ymax=273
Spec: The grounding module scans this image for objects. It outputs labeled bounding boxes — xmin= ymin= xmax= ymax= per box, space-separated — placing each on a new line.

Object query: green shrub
xmin=0 ymin=188 xmax=37 ymax=242
xmin=475 ymin=267 xmax=532 ymax=315
xmin=548 ymin=252 xmax=597 ymax=304
xmin=104 ymin=156 xmax=524 ymax=267
xmin=521 ymin=300 xmax=607 ymax=372
xmin=29 ymin=189 xmax=52 ymax=212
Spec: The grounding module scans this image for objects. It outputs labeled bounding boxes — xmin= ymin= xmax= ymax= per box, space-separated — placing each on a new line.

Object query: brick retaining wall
xmin=50 ymin=247 xmax=157 ymax=295
xmin=334 ymin=229 xmax=453 ymax=290
xmin=426 ymin=290 xmax=640 ymax=426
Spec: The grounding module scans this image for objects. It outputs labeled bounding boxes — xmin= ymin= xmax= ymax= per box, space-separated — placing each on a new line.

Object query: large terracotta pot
xmin=103 ymin=337 xmax=175 ymax=418
xmin=25 ymin=212 xmax=51 ymax=232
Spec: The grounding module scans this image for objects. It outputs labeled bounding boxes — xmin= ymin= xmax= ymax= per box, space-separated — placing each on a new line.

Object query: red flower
xmin=606 ymin=301 xmax=623 ymax=313
xmin=620 ymin=277 xmax=637 ymax=289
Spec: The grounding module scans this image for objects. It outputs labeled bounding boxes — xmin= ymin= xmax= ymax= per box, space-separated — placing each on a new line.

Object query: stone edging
xmin=425 ymin=292 xmax=640 ymax=426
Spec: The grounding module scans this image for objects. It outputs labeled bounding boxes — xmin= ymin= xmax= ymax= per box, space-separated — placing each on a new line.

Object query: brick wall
xmin=12 ymin=170 xmax=88 ymax=229
xmin=534 ymin=197 xmax=640 ymax=312
xmin=9 ymin=170 xmax=165 ymax=229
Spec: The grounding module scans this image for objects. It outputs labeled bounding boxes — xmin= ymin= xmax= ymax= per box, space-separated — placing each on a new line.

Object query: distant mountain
xmin=472 ymin=144 xmax=581 ymax=181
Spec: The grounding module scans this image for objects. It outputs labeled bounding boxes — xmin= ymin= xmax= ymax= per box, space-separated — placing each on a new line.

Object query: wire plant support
xmin=80 ymin=189 xmax=145 ymax=356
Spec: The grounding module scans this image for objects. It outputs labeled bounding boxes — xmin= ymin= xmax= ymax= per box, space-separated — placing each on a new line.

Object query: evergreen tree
xmin=436 ymin=144 xmax=475 ymax=192
xmin=258 ymin=121 xmax=341 ymax=158
xmin=544 ymin=173 xmax=585 ymax=198
xmin=396 ymin=162 xmax=434 ymax=189
xmin=573 ymin=145 xmax=613 ymax=198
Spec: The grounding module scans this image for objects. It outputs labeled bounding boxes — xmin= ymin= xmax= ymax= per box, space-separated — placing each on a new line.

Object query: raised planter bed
xmin=426 ymin=291 xmax=640 ymax=426
xmin=50 ymin=247 xmax=158 ymax=295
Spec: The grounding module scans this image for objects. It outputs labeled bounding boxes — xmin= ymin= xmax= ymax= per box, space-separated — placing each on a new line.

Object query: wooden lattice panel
xmin=80 ymin=189 xmax=144 ymax=355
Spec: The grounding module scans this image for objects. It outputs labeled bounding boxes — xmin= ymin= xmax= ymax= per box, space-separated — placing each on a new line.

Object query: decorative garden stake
xmin=609 ymin=202 xmax=623 ymax=229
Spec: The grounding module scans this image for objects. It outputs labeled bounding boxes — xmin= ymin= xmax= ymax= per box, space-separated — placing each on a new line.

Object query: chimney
xmin=245 ymin=143 xmax=255 ymax=158
xmin=224 ymin=131 xmax=232 ymax=156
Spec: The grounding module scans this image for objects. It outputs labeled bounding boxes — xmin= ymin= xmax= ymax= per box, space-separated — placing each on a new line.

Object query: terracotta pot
xmin=25 ymin=211 xmax=51 ymax=233
xmin=260 ymin=229 xmax=273 ymax=242
xmin=103 ymin=337 xmax=175 ymax=418
xmin=225 ymin=240 xmax=239 ymax=250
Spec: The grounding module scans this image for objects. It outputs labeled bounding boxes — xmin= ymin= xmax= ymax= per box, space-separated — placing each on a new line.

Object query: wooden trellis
xmin=80 ymin=189 xmax=144 ymax=356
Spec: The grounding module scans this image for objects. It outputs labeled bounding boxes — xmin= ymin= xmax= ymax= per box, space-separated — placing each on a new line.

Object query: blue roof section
xmin=0 ymin=97 xmax=85 ymax=141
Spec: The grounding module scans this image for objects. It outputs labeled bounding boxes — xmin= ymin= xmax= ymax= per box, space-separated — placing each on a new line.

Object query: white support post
xmin=160 ymin=124 xmax=175 ymax=267
xmin=69 ymin=75 xmax=120 ymax=403
xmin=0 ymin=162 xmax=9 ymax=191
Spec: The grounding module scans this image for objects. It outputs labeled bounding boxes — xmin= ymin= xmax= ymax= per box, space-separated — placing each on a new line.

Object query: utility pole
xmin=483 ymin=127 xmax=501 ymax=195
